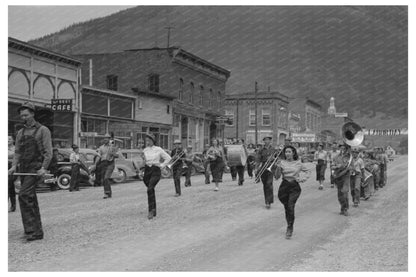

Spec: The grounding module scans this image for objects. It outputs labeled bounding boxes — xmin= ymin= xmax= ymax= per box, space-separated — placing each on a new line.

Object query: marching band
xmin=8 ymin=103 xmax=391 ymax=241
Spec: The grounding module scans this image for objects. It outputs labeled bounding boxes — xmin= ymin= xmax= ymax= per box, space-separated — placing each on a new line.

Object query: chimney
xmin=89 ymin=59 xmax=93 ymax=86
xmin=328 ymin=97 xmax=336 ymax=115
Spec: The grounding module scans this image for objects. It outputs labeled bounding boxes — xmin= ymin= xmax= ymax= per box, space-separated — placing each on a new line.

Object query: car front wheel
xmin=57 ymin=173 xmax=71 ymax=190
xmin=112 ymin=169 xmax=127 ymax=183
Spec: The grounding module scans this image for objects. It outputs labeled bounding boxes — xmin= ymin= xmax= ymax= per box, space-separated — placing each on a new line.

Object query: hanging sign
xmin=51 ymin=99 xmax=73 ymax=112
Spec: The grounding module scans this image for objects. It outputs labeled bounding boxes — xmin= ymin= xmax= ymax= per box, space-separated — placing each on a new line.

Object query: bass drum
xmin=226 ymin=144 xmax=247 ymax=167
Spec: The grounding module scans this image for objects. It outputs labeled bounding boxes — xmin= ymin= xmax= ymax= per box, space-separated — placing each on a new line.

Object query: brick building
xmin=224 ymin=91 xmax=290 ymax=146
xmin=8 ymin=37 xmax=82 ymax=147
xmin=77 ymin=47 xmax=230 ymax=151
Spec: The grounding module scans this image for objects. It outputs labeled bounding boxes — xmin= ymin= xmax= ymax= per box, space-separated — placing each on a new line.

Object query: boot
xmin=285 ymin=226 xmax=293 ymax=239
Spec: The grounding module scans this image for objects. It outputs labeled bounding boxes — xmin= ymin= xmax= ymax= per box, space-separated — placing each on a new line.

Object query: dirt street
xmin=8 ymin=156 xmax=408 ymax=271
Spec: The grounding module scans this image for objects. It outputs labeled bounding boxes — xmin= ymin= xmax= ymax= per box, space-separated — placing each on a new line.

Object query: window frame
xmin=262 ymin=108 xmax=271 ymax=126
xmin=148 ymin=73 xmax=160 ymax=93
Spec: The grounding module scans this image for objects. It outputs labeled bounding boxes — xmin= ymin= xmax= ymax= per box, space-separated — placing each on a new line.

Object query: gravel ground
xmin=8 ymin=157 xmax=408 ymax=271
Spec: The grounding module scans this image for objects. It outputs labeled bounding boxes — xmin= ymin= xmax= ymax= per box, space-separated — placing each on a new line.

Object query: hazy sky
xmin=8 ymin=6 xmax=134 ymax=41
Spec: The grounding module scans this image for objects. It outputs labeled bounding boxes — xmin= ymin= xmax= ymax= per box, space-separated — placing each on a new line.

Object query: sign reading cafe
xmin=51 ymin=99 xmax=72 ymax=112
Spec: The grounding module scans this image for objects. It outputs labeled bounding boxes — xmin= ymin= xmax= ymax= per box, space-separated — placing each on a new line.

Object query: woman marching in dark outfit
xmin=275 ymin=145 xmax=311 ymax=239
xmin=207 ymin=138 xmax=227 ymax=191
xmin=142 ymin=133 xmax=171 ymax=219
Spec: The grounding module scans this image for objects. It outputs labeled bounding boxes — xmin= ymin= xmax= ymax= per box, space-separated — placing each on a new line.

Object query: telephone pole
xmin=165 ymin=26 xmax=174 ymax=48
xmin=255 ymin=81 xmax=258 ymax=146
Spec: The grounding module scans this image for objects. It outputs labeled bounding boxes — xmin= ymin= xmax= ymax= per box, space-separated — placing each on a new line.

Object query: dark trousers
xmin=101 ymin=160 xmax=114 ymax=196
xmin=316 ymin=160 xmax=326 ymax=181
xmin=350 ymin=173 xmax=361 ymax=204
xmin=184 ymin=162 xmax=192 ymax=186
xmin=172 ymin=166 xmax=182 ymax=194
xmin=210 ymin=158 xmax=224 ymax=183
xmin=278 ymin=179 xmax=302 ymax=228
xmin=379 ymin=164 xmax=385 ymax=187
xmin=203 ymin=161 xmax=210 ymax=184
xmin=9 ymin=174 xmax=16 ymax=208
xmin=94 ymin=161 xmax=103 ymax=186
xmin=69 ymin=163 xmax=80 ymax=191
xmin=230 ymin=165 xmax=245 ymax=185
xmin=247 ymin=158 xmax=254 ymax=178
xmin=261 ymin=171 xmax=274 ymax=204
xmin=335 ymin=173 xmax=350 ymax=212
xmin=143 ymin=166 xmax=161 ymax=212
xmin=19 ymin=174 xmax=43 ymax=236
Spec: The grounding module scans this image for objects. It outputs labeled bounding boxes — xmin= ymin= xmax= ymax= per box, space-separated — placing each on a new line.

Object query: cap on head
xmin=263 ymin=136 xmax=272 ymax=141
xmin=71 ymin=144 xmax=79 ymax=150
xmin=145 ymin=133 xmax=156 ymax=143
xmin=174 ymin=139 xmax=181 ymax=144
xmin=187 ymin=145 xmax=193 ymax=149
xmin=17 ymin=102 xmax=36 ymax=113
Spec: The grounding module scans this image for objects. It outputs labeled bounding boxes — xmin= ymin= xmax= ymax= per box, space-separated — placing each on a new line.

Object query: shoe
xmin=232 ymin=178 xmax=236 ymax=181
xmin=364 ymin=196 xmax=370 ymax=201
xmin=9 ymin=206 xmax=16 ymax=212
xmin=343 ymin=210 xmax=349 ymax=216
xmin=318 ymin=185 xmax=323 ymax=190
xmin=353 ymin=203 xmax=358 ymax=208
xmin=205 ymin=181 xmax=210 ymax=184
xmin=285 ymin=227 xmax=293 ymax=239
xmin=147 ymin=212 xmax=154 ymax=220
xmin=265 ymin=203 xmax=271 ymax=209
xmin=331 ymin=185 xmax=334 ymax=188
xmin=214 ymin=187 xmax=219 ymax=191
xmin=152 ymin=209 xmax=157 ymax=217
xmin=103 ymin=194 xmax=112 ymax=199
xmin=26 ymin=234 xmax=43 ymax=242
xmin=174 ymin=193 xmax=181 ymax=197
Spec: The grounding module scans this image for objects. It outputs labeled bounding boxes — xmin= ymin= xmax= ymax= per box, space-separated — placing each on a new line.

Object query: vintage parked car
xmin=45 ymin=148 xmax=141 ymax=189
xmin=162 ymin=151 xmax=206 ymax=178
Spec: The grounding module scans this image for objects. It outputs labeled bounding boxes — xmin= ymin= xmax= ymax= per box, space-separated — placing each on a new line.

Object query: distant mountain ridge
xmin=30 ymin=6 xmax=408 ymax=130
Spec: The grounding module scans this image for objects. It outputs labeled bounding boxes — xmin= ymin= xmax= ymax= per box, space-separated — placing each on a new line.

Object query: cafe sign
xmin=51 ymin=99 xmax=72 ymax=112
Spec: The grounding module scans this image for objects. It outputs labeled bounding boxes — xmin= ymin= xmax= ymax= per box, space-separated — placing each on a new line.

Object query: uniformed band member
xmin=350 ymin=148 xmax=365 ymax=207
xmin=246 ymin=143 xmax=256 ymax=178
xmin=207 ymin=138 xmax=227 ymax=191
xmin=183 ymin=145 xmax=194 ymax=187
xmin=96 ymin=134 xmax=119 ymax=199
xmin=142 ymin=133 xmax=171 ymax=219
xmin=8 ymin=135 xmax=16 ymax=212
xmin=255 ymin=136 xmax=276 ymax=209
xmin=328 ymin=143 xmax=340 ymax=188
xmin=314 ymin=143 xmax=328 ymax=190
xmin=170 ymin=139 xmax=185 ymax=196
xmin=331 ymin=143 xmax=352 ymax=216
xmin=229 ymin=139 xmax=246 ymax=186
xmin=275 ymin=145 xmax=311 ymax=239
xmin=69 ymin=144 xmax=81 ymax=192
xmin=202 ymin=144 xmax=211 ymax=184
xmin=8 ymin=102 xmax=52 ymax=241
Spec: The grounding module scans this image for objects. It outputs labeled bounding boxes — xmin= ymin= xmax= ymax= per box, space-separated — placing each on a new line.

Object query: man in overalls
xmin=8 ymin=102 xmax=52 ymax=241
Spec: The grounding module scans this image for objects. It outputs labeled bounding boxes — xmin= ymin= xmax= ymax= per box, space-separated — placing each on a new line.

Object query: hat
xmin=263 ymin=136 xmax=272 ymax=141
xmin=17 ymin=102 xmax=36 ymax=113
xmin=71 ymin=144 xmax=79 ymax=149
xmin=187 ymin=145 xmax=193 ymax=148
xmin=174 ymin=139 xmax=181 ymax=144
xmin=145 ymin=133 xmax=156 ymax=143
xmin=318 ymin=143 xmax=324 ymax=147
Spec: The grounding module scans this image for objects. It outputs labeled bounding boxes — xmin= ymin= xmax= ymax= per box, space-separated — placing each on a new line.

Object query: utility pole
xmin=165 ymin=26 xmax=174 ymax=48
xmin=255 ymin=81 xmax=258 ymax=146
xmin=235 ymin=99 xmax=239 ymax=139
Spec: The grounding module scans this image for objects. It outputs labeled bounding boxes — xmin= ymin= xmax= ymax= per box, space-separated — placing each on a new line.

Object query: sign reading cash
xmin=51 ymin=99 xmax=72 ymax=112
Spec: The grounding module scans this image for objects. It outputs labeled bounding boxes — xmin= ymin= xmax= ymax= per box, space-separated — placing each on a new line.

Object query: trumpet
xmin=255 ymin=147 xmax=284 ymax=183
xmin=166 ymin=150 xmax=188 ymax=169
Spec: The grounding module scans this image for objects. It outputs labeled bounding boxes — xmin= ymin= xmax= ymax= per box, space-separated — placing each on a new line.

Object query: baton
xmin=13 ymin=173 xmax=54 ymax=177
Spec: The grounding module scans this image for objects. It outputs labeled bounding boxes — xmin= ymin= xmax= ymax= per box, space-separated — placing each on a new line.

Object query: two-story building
xmin=77 ymin=47 xmax=230 ymax=151
xmin=8 ymin=37 xmax=82 ymax=147
xmin=224 ymin=91 xmax=290 ymax=146
xmin=288 ymin=97 xmax=323 ymax=147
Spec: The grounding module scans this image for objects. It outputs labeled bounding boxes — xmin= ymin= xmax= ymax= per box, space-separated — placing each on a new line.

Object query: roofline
xmin=225 ymin=91 xmax=290 ymax=103
xmin=82 ymin=85 xmax=137 ymax=100
xmin=9 ymin=37 xmax=82 ymax=66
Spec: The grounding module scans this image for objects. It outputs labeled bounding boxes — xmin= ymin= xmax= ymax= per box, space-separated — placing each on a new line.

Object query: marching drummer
xmin=255 ymin=136 xmax=275 ymax=209
xmin=229 ymin=139 xmax=247 ymax=186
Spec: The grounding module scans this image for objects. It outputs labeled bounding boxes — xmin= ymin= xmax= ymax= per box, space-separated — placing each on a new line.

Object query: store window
xmin=178 ymin=78 xmax=184 ymax=101
xmin=82 ymin=93 xmax=107 ymax=116
xmin=110 ymin=98 xmax=133 ymax=119
xmin=225 ymin=110 xmax=234 ymax=126
xmin=81 ymin=118 xmax=107 ymax=135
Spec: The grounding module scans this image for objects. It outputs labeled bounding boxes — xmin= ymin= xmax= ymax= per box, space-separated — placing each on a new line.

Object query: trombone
xmin=255 ymin=147 xmax=284 ymax=183
xmin=166 ymin=150 xmax=188 ymax=169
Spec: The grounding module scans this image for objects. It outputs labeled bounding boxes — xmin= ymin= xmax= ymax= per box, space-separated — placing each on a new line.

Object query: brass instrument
xmin=206 ymin=148 xmax=220 ymax=161
xmin=255 ymin=146 xmax=284 ymax=183
xmin=166 ymin=150 xmax=188 ymax=169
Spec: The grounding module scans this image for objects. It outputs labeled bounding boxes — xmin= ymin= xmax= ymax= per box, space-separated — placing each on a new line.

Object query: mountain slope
xmin=30 ymin=6 xmax=408 ymax=128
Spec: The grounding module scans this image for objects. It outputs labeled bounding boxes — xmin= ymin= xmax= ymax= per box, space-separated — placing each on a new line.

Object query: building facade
xmin=8 ymin=37 xmax=82 ymax=147
xmin=224 ymin=92 xmax=290 ymax=146
xmin=288 ymin=97 xmax=323 ymax=145
xmin=77 ymin=48 xmax=230 ymax=152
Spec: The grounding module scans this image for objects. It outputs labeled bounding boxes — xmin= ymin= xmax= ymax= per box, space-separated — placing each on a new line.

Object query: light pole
xmin=254 ymin=81 xmax=258 ymax=146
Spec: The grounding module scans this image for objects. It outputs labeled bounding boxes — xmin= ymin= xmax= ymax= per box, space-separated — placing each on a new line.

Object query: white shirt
xmin=70 ymin=152 xmax=80 ymax=164
xmin=143 ymin=146 xmax=171 ymax=168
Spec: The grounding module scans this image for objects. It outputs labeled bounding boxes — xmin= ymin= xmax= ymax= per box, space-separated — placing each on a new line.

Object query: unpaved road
xmin=8 ymin=156 xmax=407 ymax=271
